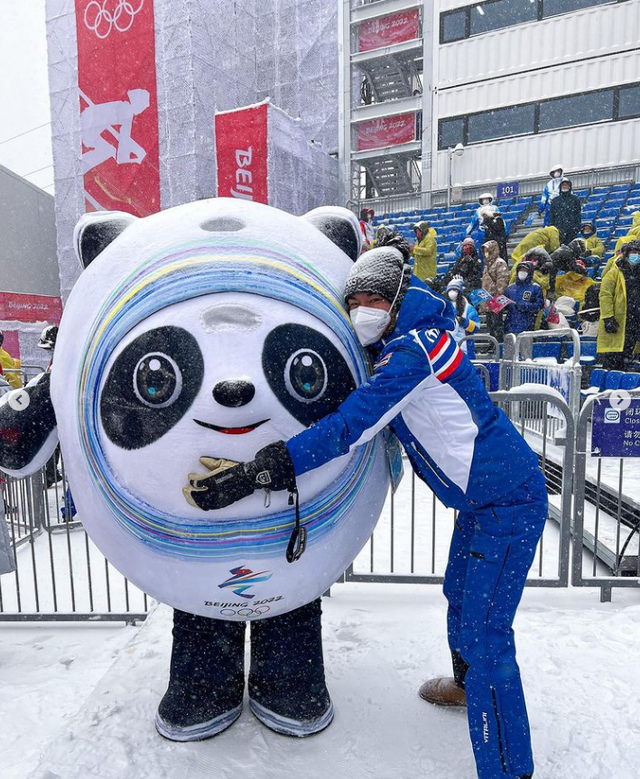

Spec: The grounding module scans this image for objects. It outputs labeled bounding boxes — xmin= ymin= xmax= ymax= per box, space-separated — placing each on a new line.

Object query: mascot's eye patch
xmin=263 ymin=324 xmax=356 ymax=427
xmin=100 ymin=326 xmax=204 ymax=450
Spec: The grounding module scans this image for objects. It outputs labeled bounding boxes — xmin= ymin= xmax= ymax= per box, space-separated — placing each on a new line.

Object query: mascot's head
xmin=50 ymin=199 xmax=390 ymax=619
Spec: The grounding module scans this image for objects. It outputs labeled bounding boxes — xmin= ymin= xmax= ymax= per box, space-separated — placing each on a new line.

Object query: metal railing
xmin=572 ymin=390 xmax=640 ymax=602
xmin=346 ymin=387 xmax=574 ymax=588
xmin=0 ymin=454 xmax=148 ymax=623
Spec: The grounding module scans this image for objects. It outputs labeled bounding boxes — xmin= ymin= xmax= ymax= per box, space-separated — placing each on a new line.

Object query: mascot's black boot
xmin=156 ymin=609 xmax=246 ymax=742
xmin=248 ymin=598 xmax=334 ymax=737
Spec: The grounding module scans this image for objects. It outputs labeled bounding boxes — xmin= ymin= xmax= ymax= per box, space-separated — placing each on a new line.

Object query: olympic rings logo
xmin=84 ymin=0 xmax=145 ymax=40
xmin=219 ymin=606 xmax=271 ymax=618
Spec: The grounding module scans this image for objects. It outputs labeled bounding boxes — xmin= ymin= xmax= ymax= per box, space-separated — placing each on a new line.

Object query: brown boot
xmin=418 ymin=677 xmax=467 ymax=707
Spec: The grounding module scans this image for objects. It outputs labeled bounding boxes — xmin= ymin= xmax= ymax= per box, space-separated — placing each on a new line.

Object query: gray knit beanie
xmin=344 ymin=235 xmax=412 ymax=307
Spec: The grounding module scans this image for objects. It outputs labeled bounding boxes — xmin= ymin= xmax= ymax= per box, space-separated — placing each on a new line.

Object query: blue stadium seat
xmin=593 ymin=186 xmax=612 ymax=195
xmin=604 ymin=370 xmax=625 ymax=390
xmin=611 ymin=183 xmax=632 ymax=192
xmin=532 ymin=342 xmax=562 ymax=360
xmin=599 ymin=208 xmax=621 ymax=219
xmin=590 ymin=368 xmax=608 ymax=391
xmin=580 ymin=341 xmax=598 ymax=363
xmin=574 ymin=188 xmax=590 ymax=199
xmin=620 ymin=373 xmax=640 ymax=391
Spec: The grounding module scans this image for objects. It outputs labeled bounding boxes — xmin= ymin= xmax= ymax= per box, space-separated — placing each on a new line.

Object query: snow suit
xmin=539 ymin=176 xmax=562 ymax=226
xmin=286 ymin=275 xmax=547 ymax=779
xmin=504 ymin=266 xmax=544 ymax=335
xmin=550 ymin=181 xmax=582 ymax=244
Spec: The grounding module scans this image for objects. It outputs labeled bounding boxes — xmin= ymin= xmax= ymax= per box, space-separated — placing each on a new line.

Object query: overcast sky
xmin=0 ymin=0 xmax=53 ymax=193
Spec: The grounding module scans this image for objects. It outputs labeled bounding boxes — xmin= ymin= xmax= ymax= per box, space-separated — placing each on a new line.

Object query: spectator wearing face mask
xmin=442 ymin=238 xmax=483 ymax=291
xmin=481 ymin=208 xmax=508 ymax=263
xmin=481 ymin=241 xmax=509 ymax=342
xmin=539 ymin=164 xmax=564 ymax=227
xmin=359 ymin=208 xmax=375 ymax=249
xmin=444 ymin=276 xmax=480 ymax=357
xmin=550 ymin=179 xmax=582 ymax=244
xmin=412 ymin=220 xmax=438 ymax=281
xmin=580 ymin=221 xmax=604 ymax=261
xmin=465 ymin=193 xmax=494 ymax=247
xmin=597 ymin=240 xmax=640 ymax=370
xmin=504 ymin=261 xmax=544 ymax=335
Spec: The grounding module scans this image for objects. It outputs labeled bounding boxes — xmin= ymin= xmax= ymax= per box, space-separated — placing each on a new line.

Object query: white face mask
xmin=518 ymin=271 xmax=528 ymax=282
xmin=350 ymin=306 xmax=391 ymax=347
xmin=447 ymin=289 xmax=459 ymax=301
xmin=553 ymin=171 xmax=562 ymax=178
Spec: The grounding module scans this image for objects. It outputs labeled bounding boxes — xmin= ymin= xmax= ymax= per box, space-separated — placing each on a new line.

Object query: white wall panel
xmin=433 ymin=118 xmax=640 ymax=189
xmin=437 ymin=49 xmax=640 ymax=117
xmin=437 ymin=1 xmax=640 ymax=88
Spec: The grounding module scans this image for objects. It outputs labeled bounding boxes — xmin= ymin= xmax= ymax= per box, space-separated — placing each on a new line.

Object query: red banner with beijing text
xmin=215 ymin=104 xmax=269 ymax=204
xmin=0 ymin=293 xmax=63 ymax=324
xmin=75 ymin=0 xmax=160 ymax=217
xmin=357 ymin=113 xmax=416 ymax=152
xmin=358 ymin=10 xmax=421 ymax=53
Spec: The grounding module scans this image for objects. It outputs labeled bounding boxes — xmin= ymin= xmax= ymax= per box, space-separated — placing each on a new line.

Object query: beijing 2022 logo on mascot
xmin=0 ymin=199 xmax=390 ymax=620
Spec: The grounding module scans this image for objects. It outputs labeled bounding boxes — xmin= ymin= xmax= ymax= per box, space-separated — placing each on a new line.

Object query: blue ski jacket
xmin=504 ymin=268 xmax=544 ymax=334
xmin=287 ymin=277 xmax=539 ymax=511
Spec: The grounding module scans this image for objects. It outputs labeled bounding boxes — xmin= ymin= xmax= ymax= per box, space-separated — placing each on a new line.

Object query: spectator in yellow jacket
xmin=0 ymin=331 xmax=22 ymax=390
xmin=412 ymin=221 xmax=438 ymax=281
xmin=510 ymin=226 xmax=560 ymax=278
xmin=555 ymin=259 xmax=595 ymax=305
xmin=580 ymin=221 xmax=604 ymax=260
xmin=614 ymin=211 xmax=640 ymax=255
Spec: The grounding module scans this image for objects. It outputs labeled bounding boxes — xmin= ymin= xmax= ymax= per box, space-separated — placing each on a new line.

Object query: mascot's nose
xmin=213 ymin=380 xmax=256 ymax=408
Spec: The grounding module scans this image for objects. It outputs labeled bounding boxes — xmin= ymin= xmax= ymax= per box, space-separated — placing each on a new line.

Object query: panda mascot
xmin=0 ymin=199 xmax=390 ymax=741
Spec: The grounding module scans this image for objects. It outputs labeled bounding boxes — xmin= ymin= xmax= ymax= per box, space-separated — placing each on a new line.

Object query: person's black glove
xmin=603 ymin=317 xmax=619 ymax=334
xmin=183 ymin=441 xmax=296 ymax=511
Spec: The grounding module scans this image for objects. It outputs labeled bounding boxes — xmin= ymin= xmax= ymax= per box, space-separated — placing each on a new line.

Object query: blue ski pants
xmin=443 ymin=469 xmax=548 ymax=779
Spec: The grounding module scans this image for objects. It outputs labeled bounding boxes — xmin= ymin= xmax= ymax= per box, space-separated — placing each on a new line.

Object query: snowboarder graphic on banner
xmin=81 ymin=89 xmax=150 ymax=174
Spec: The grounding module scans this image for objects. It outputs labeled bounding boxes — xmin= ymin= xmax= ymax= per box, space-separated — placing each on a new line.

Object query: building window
xmin=441 ymin=9 xmax=467 ymax=43
xmin=618 ymin=84 xmax=640 ymax=119
xmin=538 ymin=90 xmax=614 ymax=132
xmin=468 ymin=103 xmax=535 ymax=143
xmin=469 ymin=0 xmax=537 ymax=37
xmin=438 ymin=82 xmax=638 ymax=150
xmin=439 ymin=117 xmax=465 ymax=148
xmin=440 ymin=0 xmax=622 ymax=44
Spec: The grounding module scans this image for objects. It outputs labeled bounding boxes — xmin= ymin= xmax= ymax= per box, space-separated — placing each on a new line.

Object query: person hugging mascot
xmin=0 ymin=199 xmax=391 ymax=741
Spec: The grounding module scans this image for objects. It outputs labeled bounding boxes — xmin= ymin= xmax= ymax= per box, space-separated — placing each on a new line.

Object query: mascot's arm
xmin=186 ymin=342 xmax=431 ymax=511
xmin=0 ymin=372 xmax=58 ymax=478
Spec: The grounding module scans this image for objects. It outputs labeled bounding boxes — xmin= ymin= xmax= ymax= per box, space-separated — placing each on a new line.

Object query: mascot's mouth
xmin=194 ymin=418 xmax=270 ymax=435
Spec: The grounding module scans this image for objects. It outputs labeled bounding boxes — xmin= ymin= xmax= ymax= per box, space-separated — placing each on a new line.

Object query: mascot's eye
xmin=285 ymin=350 xmax=327 ymax=402
xmin=100 ymin=326 xmax=204 ymax=450
xmin=263 ymin=324 xmax=356 ymax=427
xmin=134 ymin=353 xmax=182 ymax=408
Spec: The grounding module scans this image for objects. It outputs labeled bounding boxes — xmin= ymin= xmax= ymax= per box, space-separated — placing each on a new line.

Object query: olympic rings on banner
xmin=219 ymin=606 xmax=271 ymax=617
xmin=84 ymin=0 xmax=145 ymax=39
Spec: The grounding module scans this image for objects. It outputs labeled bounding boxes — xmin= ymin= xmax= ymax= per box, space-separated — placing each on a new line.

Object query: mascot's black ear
xmin=303 ymin=207 xmax=362 ymax=262
xmin=73 ymin=211 xmax=138 ymax=269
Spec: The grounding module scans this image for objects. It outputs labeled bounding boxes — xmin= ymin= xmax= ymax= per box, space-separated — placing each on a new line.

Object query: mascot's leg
xmin=248 ymin=598 xmax=333 ymax=737
xmin=155 ymin=609 xmax=246 ymax=741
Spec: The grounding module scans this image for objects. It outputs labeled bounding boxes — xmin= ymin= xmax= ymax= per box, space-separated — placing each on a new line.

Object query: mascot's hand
xmin=183 ymin=441 xmax=296 ymax=511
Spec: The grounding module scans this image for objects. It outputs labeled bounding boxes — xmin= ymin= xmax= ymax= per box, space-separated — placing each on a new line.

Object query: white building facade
xmin=340 ymin=0 xmax=640 ymax=203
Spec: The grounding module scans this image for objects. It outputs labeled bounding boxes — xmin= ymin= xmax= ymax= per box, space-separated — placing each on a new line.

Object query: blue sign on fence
xmin=591 ymin=398 xmax=640 ymax=457
xmin=496 ymin=181 xmax=520 ymax=199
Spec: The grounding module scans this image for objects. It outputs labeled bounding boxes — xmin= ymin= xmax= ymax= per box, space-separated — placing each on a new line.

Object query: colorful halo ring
xmin=77 ymin=239 xmax=382 ymax=561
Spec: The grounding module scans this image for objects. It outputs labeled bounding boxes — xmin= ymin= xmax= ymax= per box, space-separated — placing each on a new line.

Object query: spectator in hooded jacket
xmin=550 ymin=179 xmax=582 ymax=244
xmin=511 ymin=246 xmax=553 ymax=298
xmin=580 ymin=221 xmax=604 ymax=261
xmin=481 ymin=208 xmax=508 ymax=262
xmin=444 ymin=276 xmax=480 ymax=357
xmin=481 ymin=240 xmax=509 ymax=342
xmin=412 ymin=220 xmax=438 ymax=281
xmin=442 ymin=237 xmax=483 ymax=291
xmin=555 ymin=259 xmax=595 ymax=305
xmin=597 ymin=240 xmax=640 ymax=370
xmin=539 ymin=164 xmax=564 ymax=226
xmin=613 ymin=210 xmax=640 ymax=255
xmin=359 ymin=208 xmax=375 ymax=249
xmin=504 ymin=261 xmax=544 ymax=335
xmin=465 ymin=192 xmax=494 ymax=246
xmin=371 ymin=224 xmax=396 ymax=249
xmin=511 ymin=225 xmax=560 ymax=266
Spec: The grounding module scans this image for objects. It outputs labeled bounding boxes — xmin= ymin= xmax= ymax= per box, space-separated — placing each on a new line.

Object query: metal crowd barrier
xmin=572 ymin=390 xmax=640 ymax=602
xmin=346 ymin=387 xmax=574 ymax=588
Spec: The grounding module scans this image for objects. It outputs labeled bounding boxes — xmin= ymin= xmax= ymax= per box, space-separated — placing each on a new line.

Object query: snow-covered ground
xmin=2 ymin=584 xmax=639 ymax=779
